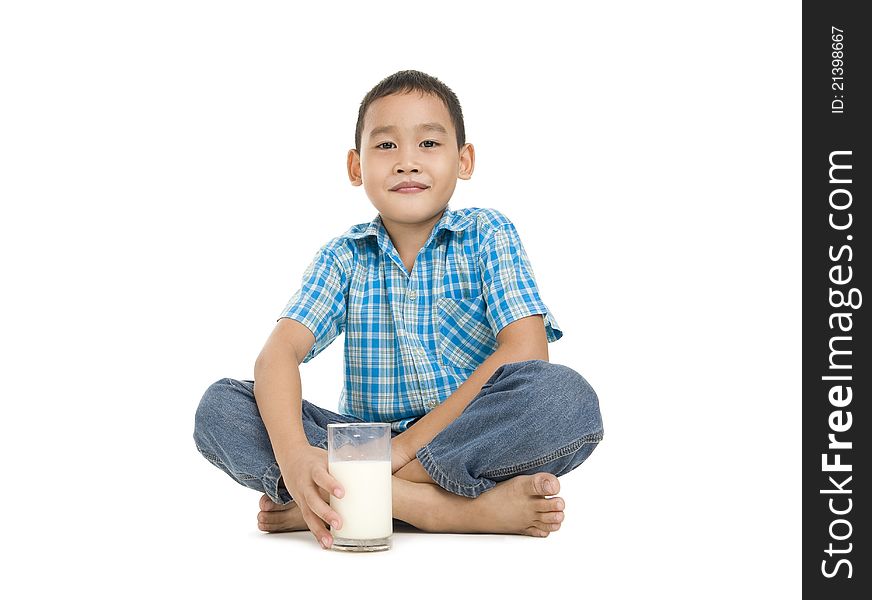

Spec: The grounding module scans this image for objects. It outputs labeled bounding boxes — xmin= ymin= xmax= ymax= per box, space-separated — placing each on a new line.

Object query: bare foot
xmin=466 ymin=472 xmax=564 ymax=537
xmin=256 ymin=494 xmax=306 ymax=533
xmin=419 ymin=472 xmax=565 ymax=537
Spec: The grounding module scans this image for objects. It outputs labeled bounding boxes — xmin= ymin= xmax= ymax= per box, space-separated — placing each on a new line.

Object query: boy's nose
xmin=394 ymin=152 xmax=420 ymax=173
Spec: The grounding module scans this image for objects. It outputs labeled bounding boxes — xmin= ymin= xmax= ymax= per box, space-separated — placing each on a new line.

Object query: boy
xmin=194 ymin=70 xmax=603 ymax=549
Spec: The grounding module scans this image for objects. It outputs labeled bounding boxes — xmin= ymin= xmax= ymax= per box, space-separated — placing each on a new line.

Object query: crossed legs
xmin=195 ymin=360 xmax=602 ymax=541
xmin=256 ymin=460 xmax=566 ymax=538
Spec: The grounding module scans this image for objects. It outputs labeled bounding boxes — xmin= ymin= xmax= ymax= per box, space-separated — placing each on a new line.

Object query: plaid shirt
xmin=279 ymin=207 xmax=562 ymax=432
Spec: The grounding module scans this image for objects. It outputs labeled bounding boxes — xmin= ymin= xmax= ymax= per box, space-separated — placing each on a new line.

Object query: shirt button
xmin=408 ymin=290 xmax=417 ymax=301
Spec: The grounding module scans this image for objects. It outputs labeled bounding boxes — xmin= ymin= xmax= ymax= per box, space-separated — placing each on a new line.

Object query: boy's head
xmin=348 ymin=70 xmax=475 ymax=230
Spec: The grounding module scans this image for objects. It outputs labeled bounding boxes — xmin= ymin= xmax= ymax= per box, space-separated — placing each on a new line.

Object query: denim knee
xmin=519 ymin=361 xmax=604 ymax=439
xmin=193 ymin=378 xmax=237 ymax=459
xmin=193 ymin=378 xmax=293 ymax=504
xmin=509 ymin=361 xmax=603 ymax=477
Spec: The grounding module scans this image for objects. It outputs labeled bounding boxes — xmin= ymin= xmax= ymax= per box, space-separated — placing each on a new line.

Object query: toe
xmin=257 ymin=513 xmax=273 ymax=531
xmin=535 ymin=497 xmax=565 ymax=512
xmin=258 ymin=510 xmax=286 ymax=524
xmin=525 ymin=526 xmax=549 ymax=538
xmin=260 ymin=494 xmax=285 ymax=511
xmin=529 ymin=473 xmax=560 ymax=496
xmin=538 ymin=511 xmax=564 ymax=524
xmin=536 ymin=520 xmax=561 ymax=532
xmin=258 ymin=510 xmax=294 ymax=532
xmin=261 ymin=496 xmax=294 ymax=512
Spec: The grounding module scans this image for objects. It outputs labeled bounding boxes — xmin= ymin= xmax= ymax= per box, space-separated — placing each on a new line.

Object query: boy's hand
xmin=391 ymin=436 xmax=415 ymax=474
xmin=280 ymin=444 xmax=344 ymax=549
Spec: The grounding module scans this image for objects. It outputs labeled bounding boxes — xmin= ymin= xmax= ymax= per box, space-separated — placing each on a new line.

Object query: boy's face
xmin=348 ymin=92 xmax=474 ymax=229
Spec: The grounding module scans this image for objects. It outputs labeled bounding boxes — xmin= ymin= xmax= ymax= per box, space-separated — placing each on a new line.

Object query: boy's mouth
xmin=390 ymin=180 xmax=430 ymax=193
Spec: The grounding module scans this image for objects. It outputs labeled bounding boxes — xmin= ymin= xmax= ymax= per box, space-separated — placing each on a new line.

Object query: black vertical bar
xmin=803 ymin=1 xmax=869 ymax=597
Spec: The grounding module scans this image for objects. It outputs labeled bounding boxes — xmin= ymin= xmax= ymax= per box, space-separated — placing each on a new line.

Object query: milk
xmin=328 ymin=460 xmax=392 ymax=540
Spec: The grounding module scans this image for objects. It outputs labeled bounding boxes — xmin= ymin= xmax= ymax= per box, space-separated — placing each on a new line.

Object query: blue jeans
xmin=193 ymin=360 xmax=603 ymax=503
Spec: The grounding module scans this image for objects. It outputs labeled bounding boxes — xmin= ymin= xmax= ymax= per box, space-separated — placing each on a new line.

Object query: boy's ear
xmin=457 ymin=143 xmax=475 ymax=180
xmin=347 ymin=149 xmax=363 ymax=186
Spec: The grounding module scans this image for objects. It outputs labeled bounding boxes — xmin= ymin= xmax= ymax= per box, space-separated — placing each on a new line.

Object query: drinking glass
xmin=327 ymin=423 xmax=393 ymax=552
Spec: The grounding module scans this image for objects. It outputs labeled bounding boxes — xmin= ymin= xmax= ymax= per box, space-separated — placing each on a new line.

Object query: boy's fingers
xmin=304 ymin=489 xmax=342 ymax=531
xmin=313 ymin=466 xmax=344 ymax=498
xmin=298 ymin=504 xmax=333 ymax=549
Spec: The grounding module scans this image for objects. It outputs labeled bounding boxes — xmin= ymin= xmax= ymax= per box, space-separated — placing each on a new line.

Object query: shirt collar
xmin=344 ymin=215 xmax=393 ymax=258
xmin=433 ymin=208 xmax=475 ymax=234
xmin=343 ymin=208 xmax=475 ymax=273
xmin=345 ymin=207 xmax=475 ymax=243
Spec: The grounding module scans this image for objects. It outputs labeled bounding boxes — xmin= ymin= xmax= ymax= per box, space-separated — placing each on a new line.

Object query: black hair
xmin=354 ymin=70 xmax=465 ymax=152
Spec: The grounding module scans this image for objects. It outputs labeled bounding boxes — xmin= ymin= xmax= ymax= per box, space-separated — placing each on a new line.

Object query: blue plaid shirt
xmin=278 ymin=207 xmax=562 ymax=432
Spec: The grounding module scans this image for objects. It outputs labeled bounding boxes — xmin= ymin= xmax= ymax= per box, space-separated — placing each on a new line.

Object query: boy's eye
xmin=375 ymin=141 xmax=439 ymax=150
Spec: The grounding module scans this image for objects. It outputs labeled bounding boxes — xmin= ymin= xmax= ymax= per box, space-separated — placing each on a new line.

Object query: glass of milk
xmin=327 ymin=423 xmax=393 ymax=552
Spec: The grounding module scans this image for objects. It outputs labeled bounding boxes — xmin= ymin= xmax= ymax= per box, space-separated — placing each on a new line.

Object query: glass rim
xmin=327 ymin=422 xmax=390 ymax=429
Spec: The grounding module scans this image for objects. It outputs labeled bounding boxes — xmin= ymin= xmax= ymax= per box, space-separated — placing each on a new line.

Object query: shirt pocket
xmin=435 ymin=296 xmax=498 ymax=371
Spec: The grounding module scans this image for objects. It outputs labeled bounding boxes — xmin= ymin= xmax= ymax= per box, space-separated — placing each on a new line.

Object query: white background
xmin=0 ymin=1 xmax=800 ymax=597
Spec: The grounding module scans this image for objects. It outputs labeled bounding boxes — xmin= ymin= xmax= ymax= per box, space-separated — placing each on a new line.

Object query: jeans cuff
xmin=263 ymin=463 xmax=292 ymax=505
xmin=481 ymin=430 xmax=604 ymax=479
xmin=416 ymin=444 xmax=496 ymax=499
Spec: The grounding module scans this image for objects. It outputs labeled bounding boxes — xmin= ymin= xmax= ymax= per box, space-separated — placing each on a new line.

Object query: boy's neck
xmin=380 ymin=209 xmax=446 ymax=272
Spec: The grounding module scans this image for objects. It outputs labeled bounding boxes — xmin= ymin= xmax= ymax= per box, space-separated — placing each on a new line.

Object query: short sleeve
xmin=479 ymin=223 xmax=562 ymax=342
xmin=277 ymin=246 xmax=348 ymax=362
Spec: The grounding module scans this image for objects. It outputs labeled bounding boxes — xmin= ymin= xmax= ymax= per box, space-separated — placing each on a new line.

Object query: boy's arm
xmin=253 ymin=318 xmax=313 ymax=449
xmin=391 ymin=314 xmax=549 ymax=471
xmin=254 ymin=317 xmax=345 ymax=548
